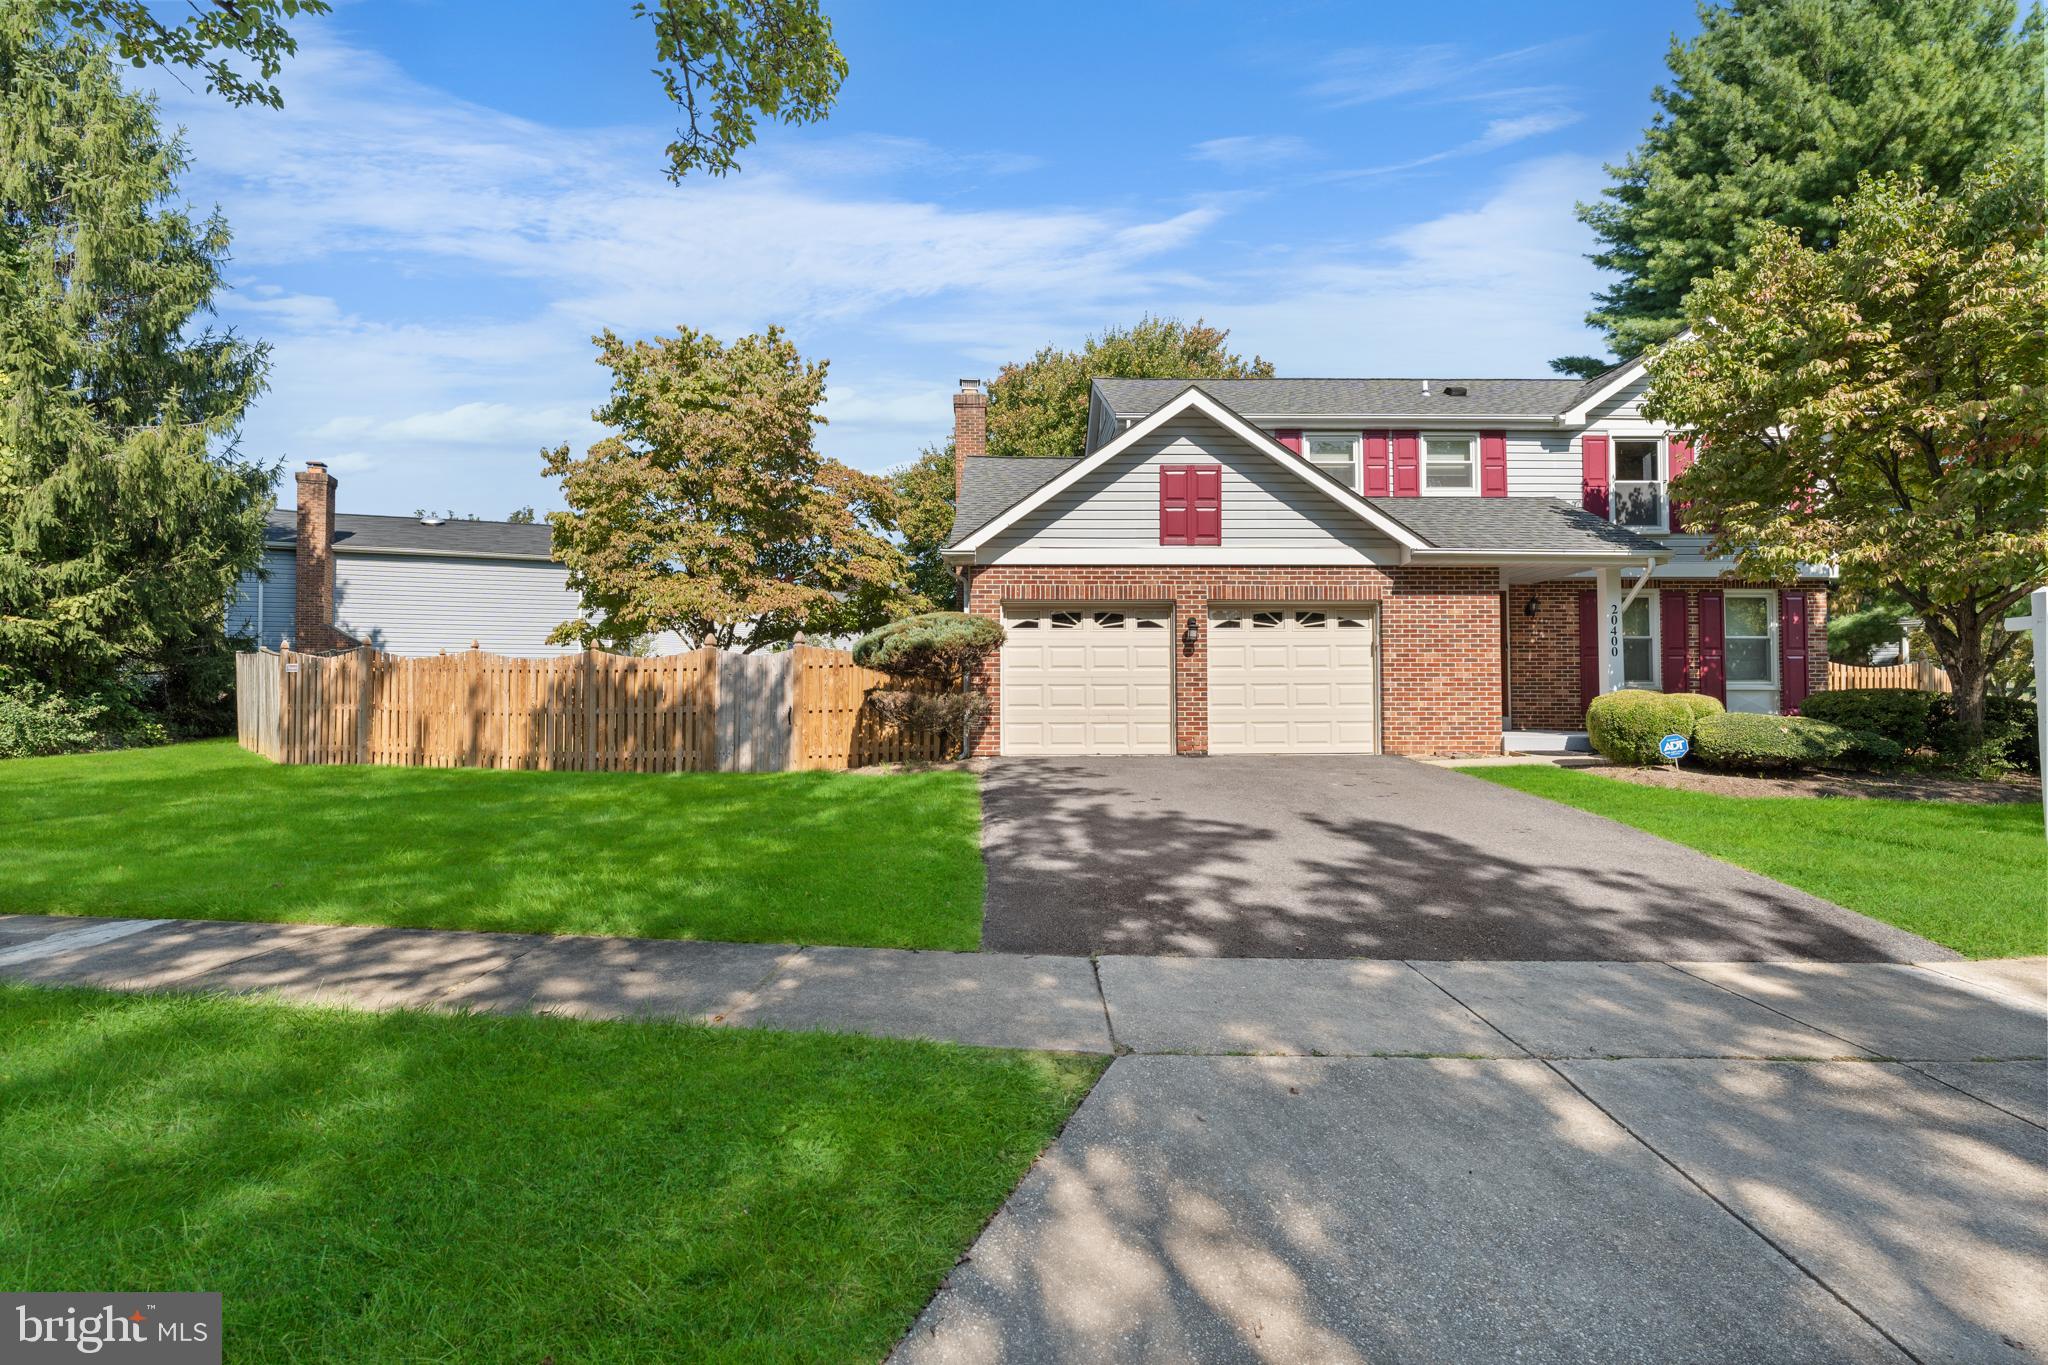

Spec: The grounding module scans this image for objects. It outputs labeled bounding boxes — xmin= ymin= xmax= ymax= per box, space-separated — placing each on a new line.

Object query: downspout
xmin=1617 ymin=558 xmax=1657 ymax=614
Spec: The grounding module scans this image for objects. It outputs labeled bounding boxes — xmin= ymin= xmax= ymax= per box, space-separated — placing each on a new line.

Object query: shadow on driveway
xmin=978 ymin=757 xmax=1951 ymax=962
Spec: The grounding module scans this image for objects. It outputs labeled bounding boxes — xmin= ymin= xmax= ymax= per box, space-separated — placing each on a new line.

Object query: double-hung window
xmin=1724 ymin=592 xmax=1779 ymax=713
xmin=1423 ymin=434 xmax=1476 ymax=494
xmin=1621 ymin=596 xmax=1658 ymax=689
xmin=1612 ymin=438 xmax=1667 ymax=530
xmin=1304 ymin=433 xmax=1359 ymax=489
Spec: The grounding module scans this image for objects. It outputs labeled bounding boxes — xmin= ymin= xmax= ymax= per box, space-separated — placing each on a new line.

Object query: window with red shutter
xmin=1160 ymin=464 xmax=1222 ymax=546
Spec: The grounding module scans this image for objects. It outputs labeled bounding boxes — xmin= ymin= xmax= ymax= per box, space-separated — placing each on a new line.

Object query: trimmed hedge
xmin=1692 ymin=712 xmax=1867 ymax=771
xmin=1585 ymin=690 xmax=1723 ymax=765
xmin=1797 ymin=688 xmax=1939 ymax=751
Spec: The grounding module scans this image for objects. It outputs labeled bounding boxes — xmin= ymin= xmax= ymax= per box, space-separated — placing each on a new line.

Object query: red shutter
xmin=1667 ymin=438 xmax=1694 ymax=532
xmin=1391 ymin=430 xmax=1420 ymax=497
xmin=1577 ymin=588 xmax=1601 ymax=718
xmin=1581 ymin=434 xmax=1610 ymax=517
xmin=1362 ymin=430 xmax=1391 ymax=497
xmin=1780 ymin=590 xmax=1809 ymax=712
xmin=1276 ymin=429 xmax=1302 ymax=455
xmin=1159 ymin=466 xmax=1190 ymax=545
xmin=1191 ymin=464 xmax=1222 ymax=546
xmin=1480 ymin=430 xmax=1508 ymax=498
xmin=1659 ymin=590 xmax=1690 ymax=692
xmin=1697 ymin=590 xmax=1726 ymax=702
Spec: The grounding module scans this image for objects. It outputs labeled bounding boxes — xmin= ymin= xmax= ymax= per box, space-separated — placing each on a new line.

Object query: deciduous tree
xmin=543 ymin=326 xmax=911 ymax=652
xmin=987 ymin=316 xmax=1274 ymax=459
xmin=890 ymin=444 xmax=958 ymax=609
xmin=1644 ymin=157 xmax=2046 ymax=752
xmin=0 ymin=10 xmax=273 ymax=699
xmin=1578 ymin=0 xmax=2042 ymax=361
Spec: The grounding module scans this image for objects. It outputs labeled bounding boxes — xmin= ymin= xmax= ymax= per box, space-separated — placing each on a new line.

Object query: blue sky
xmin=144 ymin=0 xmax=1702 ymax=516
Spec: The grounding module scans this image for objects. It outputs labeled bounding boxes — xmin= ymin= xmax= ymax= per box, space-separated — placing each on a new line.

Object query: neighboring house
xmin=941 ymin=361 xmax=1833 ymax=757
xmin=228 ymin=462 xmax=590 ymax=656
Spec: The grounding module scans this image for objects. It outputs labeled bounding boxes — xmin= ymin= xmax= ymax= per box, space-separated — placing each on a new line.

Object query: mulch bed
xmin=1590 ymin=764 xmax=2043 ymax=805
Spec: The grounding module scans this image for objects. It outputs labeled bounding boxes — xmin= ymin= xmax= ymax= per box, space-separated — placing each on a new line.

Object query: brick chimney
xmin=952 ymin=378 xmax=987 ymax=497
xmin=291 ymin=462 xmax=355 ymax=650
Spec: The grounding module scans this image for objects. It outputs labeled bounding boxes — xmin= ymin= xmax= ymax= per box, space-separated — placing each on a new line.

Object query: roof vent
xmin=1441 ymin=384 xmax=1469 ymax=397
xmin=1421 ymin=379 xmax=1431 ymax=398
xmin=418 ymin=515 xmax=445 ymax=527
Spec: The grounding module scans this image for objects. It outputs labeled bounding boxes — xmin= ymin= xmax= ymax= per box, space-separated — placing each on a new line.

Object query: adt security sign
xmin=1658 ymin=733 xmax=1689 ymax=762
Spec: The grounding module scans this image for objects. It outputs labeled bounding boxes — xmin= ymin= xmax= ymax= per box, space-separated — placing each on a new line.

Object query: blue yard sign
xmin=1658 ymin=733 xmax=1689 ymax=761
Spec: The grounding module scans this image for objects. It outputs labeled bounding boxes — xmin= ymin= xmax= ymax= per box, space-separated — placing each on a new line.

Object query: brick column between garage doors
xmin=960 ymin=564 xmax=1503 ymax=757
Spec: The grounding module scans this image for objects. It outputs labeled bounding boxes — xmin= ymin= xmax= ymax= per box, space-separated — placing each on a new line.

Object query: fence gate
xmin=717 ymin=651 xmax=792 ymax=772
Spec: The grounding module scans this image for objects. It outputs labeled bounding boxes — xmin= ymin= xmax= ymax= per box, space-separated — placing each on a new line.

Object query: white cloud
xmin=1190 ymin=136 xmax=1314 ymax=169
xmin=156 ymin=33 xmax=1609 ymax=512
xmin=1307 ymin=39 xmax=1579 ymax=109
xmin=1323 ymin=108 xmax=1584 ymax=181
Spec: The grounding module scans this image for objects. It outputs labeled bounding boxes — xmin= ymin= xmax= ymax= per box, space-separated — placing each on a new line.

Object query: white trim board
xmin=946 ymin=386 xmax=1432 ymax=561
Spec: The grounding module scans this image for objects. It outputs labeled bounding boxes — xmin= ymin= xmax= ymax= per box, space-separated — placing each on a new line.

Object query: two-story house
xmin=940 ymin=358 xmax=1832 ymax=757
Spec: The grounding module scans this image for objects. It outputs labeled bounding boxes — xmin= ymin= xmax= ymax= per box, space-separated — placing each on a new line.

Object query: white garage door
xmin=1001 ymin=606 xmax=1173 ymax=755
xmin=1208 ymin=606 xmax=1377 ymax=754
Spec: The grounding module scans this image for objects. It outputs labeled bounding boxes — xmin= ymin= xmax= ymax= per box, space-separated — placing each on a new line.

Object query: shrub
xmin=1692 ymin=712 xmax=1862 ymax=771
xmin=1798 ymin=688 xmax=1939 ymax=751
xmin=1669 ymin=693 xmax=1726 ymax=725
xmin=0 ymin=683 xmax=109 ymax=759
xmin=1585 ymin=690 xmax=1706 ymax=765
xmin=1930 ymin=693 xmax=2042 ymax=773
xmin=1841 ymin=729 xmax=1905 ymax=769
xmin=852 ymin=613 xmax=1005 ymax=760
xmin=852 ymin=612 xmax=1004 ymax=684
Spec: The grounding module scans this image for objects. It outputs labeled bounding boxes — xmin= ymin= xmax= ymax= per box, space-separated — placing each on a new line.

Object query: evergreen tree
xmin=1578 ymin=0 xmax=2043 ymax=359
xmin=0 ymin=7 xmax=273 ymax=698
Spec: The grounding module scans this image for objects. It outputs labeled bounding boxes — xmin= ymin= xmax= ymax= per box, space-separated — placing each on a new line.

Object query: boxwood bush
xmin=1585 ymin=690 xmax=1720 ymax=765
xmin=1797 ymin=688 xmax=1939 ymax=751
xmin=1692 ymin=712 xmax=1867 ymax=771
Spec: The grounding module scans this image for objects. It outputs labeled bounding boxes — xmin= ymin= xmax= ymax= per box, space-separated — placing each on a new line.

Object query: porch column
xmin=1594 ymin=565 xmax=1625 ymax=695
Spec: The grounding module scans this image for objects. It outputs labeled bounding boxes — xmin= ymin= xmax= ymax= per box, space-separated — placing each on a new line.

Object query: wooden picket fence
xmin=235 ymin=643 xmax=947 ymax=773
xmin=1828 ymin=659 xmax=1952 ymax=694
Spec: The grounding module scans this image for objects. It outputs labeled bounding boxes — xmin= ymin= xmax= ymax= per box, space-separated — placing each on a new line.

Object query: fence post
xmin=583 ymin=649 xmax=597 ymax=772
xmin=356 ymin=649 xmax=373 ymax=765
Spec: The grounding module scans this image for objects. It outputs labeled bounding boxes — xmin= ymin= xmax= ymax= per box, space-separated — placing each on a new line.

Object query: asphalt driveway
xmin=977 ymin=756 xmax=1953 ymax=961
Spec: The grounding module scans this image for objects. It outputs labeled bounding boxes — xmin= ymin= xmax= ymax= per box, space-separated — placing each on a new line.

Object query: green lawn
xmin=0 ymin=985 xmax=1101 ymax=1362
xmin=1463 ymin=766 xmax=2046 ymax=959
xmin=0 ymin=740 xmax=984 ymax=950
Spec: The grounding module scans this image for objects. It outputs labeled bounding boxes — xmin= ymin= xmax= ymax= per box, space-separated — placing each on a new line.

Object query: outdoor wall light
xmin=1182 ymin=617 xmax=1200 ymax=647
xmin=1523 ymin=597 xmax=1540 ymax=618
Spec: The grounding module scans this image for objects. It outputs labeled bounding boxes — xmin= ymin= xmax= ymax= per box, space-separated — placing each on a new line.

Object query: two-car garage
xmin=998 ymin=603 xmax=1379 ymax=756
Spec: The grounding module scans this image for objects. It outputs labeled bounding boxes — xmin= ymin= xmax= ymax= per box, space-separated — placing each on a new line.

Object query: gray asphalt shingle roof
xmin=265 ymin=509 xmax=556 ymax=559
xmin=1095 ymin=376 xmax=1594 ymax=419
xmin=1359 ymin=496 xmax=1666 ymax=555
xmin=949 ymin=457 xmax=1073 ymax=544
xmin=946 ymin=462 xmax=1666 ymax=558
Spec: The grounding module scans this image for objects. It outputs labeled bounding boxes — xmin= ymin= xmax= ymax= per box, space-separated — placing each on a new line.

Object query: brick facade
xmin=961 ymin=564 xmax=1504 ymax=757
xmin=1507 ymin=578 xmax=1830 ymax=728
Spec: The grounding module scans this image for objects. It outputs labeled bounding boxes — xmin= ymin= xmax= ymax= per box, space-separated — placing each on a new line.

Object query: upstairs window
xmin=1159 ymin=464 xmax=1222 ymax=546
xmin=1423 ymin=434 xmax=1476 ymax=494
xmin=1304 ymin=433 xmax=1359 ymax=488
xmin=1612 ymin=438 xmax=1667 ymax=530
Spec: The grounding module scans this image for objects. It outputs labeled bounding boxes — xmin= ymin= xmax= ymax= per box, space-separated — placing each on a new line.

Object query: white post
xmin=1595 ymin=565 xmax=1625 ymax=695
xmin=2001 ymin=586 xmax=2047 ymax=838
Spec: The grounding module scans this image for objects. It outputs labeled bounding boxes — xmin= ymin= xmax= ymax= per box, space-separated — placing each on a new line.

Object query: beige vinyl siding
xmin=333 ymin=553 xmax=586 ymax=656
xmin=226 ymin=550 xmax=297 ymax=648
xmin=982 ymin=417 xmax=1401 ymax=563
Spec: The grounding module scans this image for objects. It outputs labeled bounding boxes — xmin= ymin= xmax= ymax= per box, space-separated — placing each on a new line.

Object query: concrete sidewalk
xmin=0 ymin=914 xmax=2040 ymax=1063
xmin=5 ymin=913 xmax=2044 ymax=1363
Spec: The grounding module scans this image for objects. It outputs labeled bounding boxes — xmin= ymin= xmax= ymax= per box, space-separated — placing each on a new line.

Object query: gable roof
xmin=1095 ymin=376 xmax=1591 ymax=421
xmin=947 ymin=384 xmax=1433 ymax=557
xmin=265 ymin=509 xmax=556 ymax=561
xmin=950 ymin=458 xmax=1074 ymax=543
